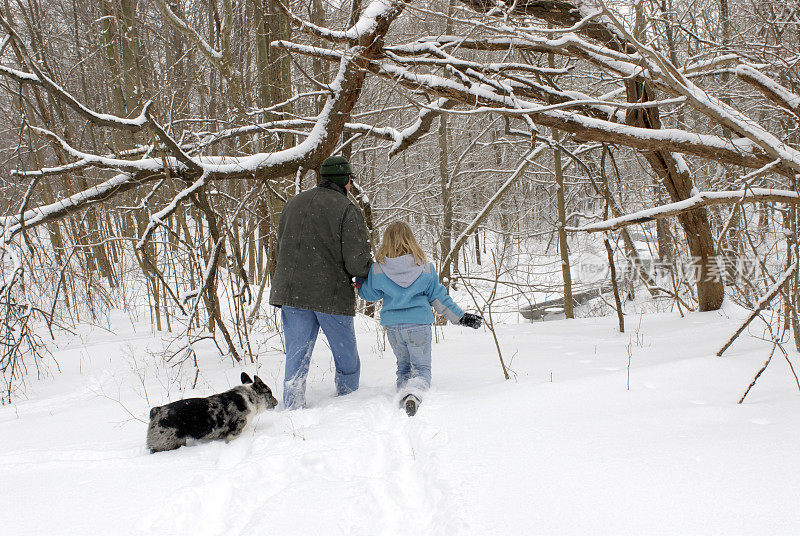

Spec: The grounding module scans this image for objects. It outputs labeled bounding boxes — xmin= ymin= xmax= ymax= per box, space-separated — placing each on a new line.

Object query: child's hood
xmin=378 ymin=254 xmax=425 ymax=288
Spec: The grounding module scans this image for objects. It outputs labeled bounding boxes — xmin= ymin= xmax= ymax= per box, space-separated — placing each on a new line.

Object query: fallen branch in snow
xmin=570 ymin=189 xmax=800 ymax=234
xmin=717 ymin=266 xmax=797 ymax=358
xmin=738 ymin=341 xmax=779 ymax=404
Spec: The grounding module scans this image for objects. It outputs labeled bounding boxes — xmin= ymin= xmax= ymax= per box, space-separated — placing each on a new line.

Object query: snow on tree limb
xmin=136 ymin=172 xmax=209 ymax=250
xmin=571 ymin=189 xmax=800 ymax=234
xmin=280 ymin=38 xmax=786 ymax=174
xmin=0 ymin=62 xmax=152 ymax=131
xmin=0 ymin=14 xmax=152 ymax=131
xmin=389 ymin=98 xmax=457 ymax=157
xmin=26 ymin=125 xmax=171 ymax=173
xmin=736 ymin=65 xmax=800 ymax=121
xmin=0 ymin=172 xmax=156 ymax=239
xmin=144 ymin=108 xmax=202 ymax=173
xmin=390 ymin=34 xmax=644 ymax=80
xmin=153 ymin=0 xmax=224 ymax=62
xmin=367 ymin=61 xmax=781 ymax=172
xmin=1 ymin=0 xmax=409 ymax=238
xmin=455 ymin=0 xmax=631 ymax=52
xmin=11 ymin=118 xmax=401 ymax=179
xmin=597 ymin=4 xmax=800 ymax=174
xmin=278 ymin=0 xmax=398 ymax=43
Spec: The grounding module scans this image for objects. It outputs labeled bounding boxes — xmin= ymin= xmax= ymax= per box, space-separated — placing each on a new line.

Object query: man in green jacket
xmin=269 ymin=156 xmax=372 ymax=409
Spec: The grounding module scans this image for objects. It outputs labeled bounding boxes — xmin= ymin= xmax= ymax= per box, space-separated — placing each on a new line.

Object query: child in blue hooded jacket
xmin=357 ymin=222 xmax=482 ymax=415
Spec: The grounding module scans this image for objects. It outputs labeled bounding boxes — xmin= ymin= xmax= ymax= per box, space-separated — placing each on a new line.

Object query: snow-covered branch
xmin=136 ymin=172 xmax=209 ymax=250
xmin=455 ymin=0 xmax=631 ymax=52
xmin=279 ymin=0 xmax=399 ymax=42
xmin=153 ymin=0 xmax=224 ymax=62
xmin=736 ymin=65 xmax=800 ymax=121
xmin=25 ymin=125 xmax=173 ymax=174
xmin=597 ymin=4 xmax=800 ymax=174
xmin=389 ymin=98 xmax=457 ymax=157
xmin=3 ymin=0 xmax=409 ymax=239
xmin=280 ymin=37 xmax=787 ymax=174
xmin=367 ymin=60 xmax=780 ymax=172
xmin=571 ymin=189 xmax=800 ymax=234
xmin=0 ymin=172 xmax=153 ymax=239
xmin=0 ymin=60 xmax=152 ymax=131
xmin=0 ymin=14 xmax=152 ymax=131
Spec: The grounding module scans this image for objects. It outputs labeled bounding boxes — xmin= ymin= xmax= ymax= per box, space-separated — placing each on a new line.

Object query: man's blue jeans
xmin=281 ymin=306 xmax=360 ymax=409
xmin=385 ymin=323 xmax=432 ymax=392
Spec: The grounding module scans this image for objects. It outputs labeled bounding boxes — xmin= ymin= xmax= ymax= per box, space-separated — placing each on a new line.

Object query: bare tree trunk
xmin=549 ymin=44 xmax=573 ymax=318
xmin=605 ymin=237 xmax=624 ymax=332
xmin=439 ymin=112 xmax=453 ymax=284
xmin=438 ymin=0 xmax=455 ymax=286
xmin=624 ymin=77 xmax=723 ymax=310
xmin=555 ymin=141 xmax=573 ymax=318
xmin=457 ymin=0 xmax=726 ymax=311
xmin=310 ymin=0 xmax=327 ymax=114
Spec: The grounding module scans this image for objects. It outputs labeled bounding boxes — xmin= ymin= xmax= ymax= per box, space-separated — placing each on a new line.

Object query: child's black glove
xmin=458 ymin=313 xmax=482 ymax=329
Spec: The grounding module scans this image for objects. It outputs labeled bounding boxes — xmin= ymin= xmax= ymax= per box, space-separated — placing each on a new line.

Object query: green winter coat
xmin=269 ymin=181 xmax=372 ymax=316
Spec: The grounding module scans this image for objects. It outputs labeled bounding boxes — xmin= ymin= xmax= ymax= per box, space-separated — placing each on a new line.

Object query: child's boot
xmin=402 ymin=393 xmax=421 ymax=416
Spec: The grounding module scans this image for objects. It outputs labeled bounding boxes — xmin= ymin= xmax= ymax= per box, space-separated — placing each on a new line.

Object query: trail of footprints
xmin=138 ymin=397 xmax=461 ymax=535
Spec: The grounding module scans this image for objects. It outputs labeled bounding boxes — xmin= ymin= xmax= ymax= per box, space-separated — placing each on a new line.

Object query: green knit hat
xmin=320 ymin=156 xmax=353 ymax=185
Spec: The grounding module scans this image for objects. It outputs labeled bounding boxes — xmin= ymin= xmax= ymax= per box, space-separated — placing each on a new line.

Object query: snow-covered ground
xmin=2 ymin=305 xmax=800 ymax=535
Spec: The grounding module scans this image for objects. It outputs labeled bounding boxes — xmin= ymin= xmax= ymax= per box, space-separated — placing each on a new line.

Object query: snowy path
xmin=137 ymin=393 xmax=461 ymax=535
xmin=2 ymin=307 xmax=800 ymax=535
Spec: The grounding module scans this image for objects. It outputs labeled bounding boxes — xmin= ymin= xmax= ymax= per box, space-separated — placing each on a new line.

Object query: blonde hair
xmin=376 ymin=221 xmax=426 ymax=265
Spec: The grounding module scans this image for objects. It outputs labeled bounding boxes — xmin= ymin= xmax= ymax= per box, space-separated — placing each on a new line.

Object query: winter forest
xmin=2 ymin=0 xmax=800 ymax=534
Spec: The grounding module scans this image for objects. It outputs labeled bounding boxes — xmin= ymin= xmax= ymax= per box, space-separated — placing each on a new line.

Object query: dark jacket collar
xmin=319 ymin=180 xmax=348 ymax=196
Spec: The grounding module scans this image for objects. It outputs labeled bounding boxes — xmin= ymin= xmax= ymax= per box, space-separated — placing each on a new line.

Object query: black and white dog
xmin=146 ymin=372 xmax=278 ymax=453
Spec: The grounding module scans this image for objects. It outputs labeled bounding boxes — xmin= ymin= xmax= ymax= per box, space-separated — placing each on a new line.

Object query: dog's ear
xmin=241 ymin=372 xmax=253 ymax=384
xmin=253 ymin=375 xmax=271 ymax=393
